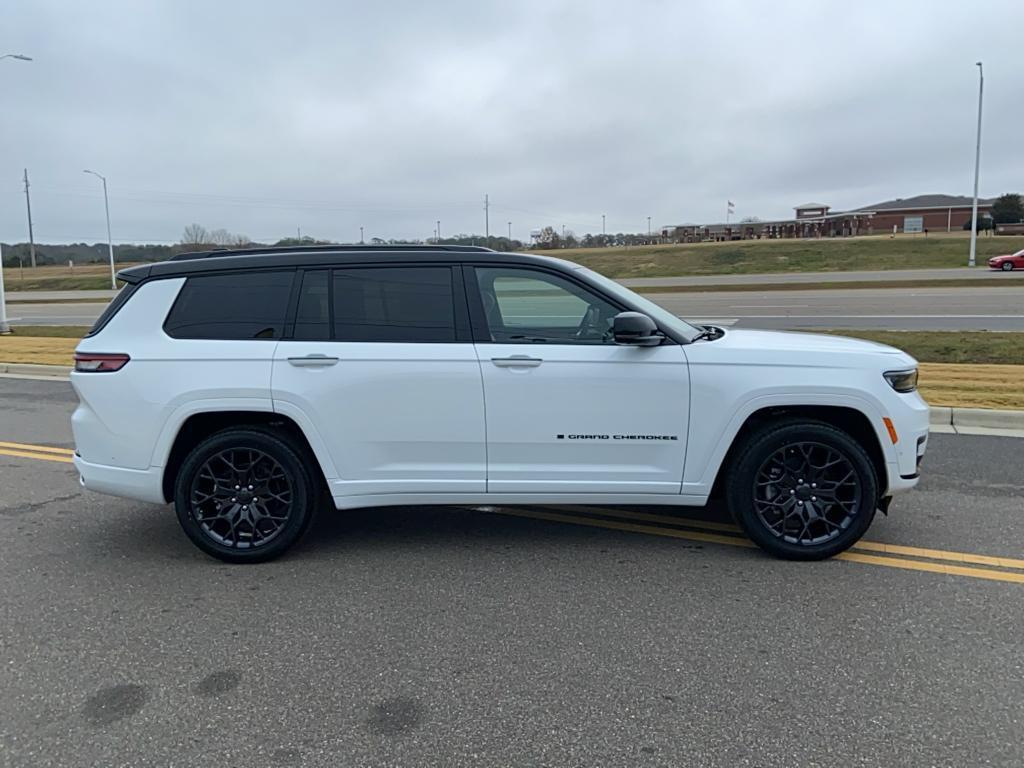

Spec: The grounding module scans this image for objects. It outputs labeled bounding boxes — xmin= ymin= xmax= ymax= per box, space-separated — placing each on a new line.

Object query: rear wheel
xmin=174 ymin=429 xmax=315 ymax=563
xmin=1002 ymin=262 xmax=1014 ymax=271
xmin=725 ymin=421 xmax=878 ymax=560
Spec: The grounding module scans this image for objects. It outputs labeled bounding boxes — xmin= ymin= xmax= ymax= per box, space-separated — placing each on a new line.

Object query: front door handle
xmin=491 ymin=355 xmax=543 ymax=368
xmin=287 ymin=354 xmax=339 ymax=367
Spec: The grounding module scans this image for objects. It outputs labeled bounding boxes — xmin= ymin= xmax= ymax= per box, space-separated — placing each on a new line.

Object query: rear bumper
xmin=74 ymin=454 xmax=166 ymax=505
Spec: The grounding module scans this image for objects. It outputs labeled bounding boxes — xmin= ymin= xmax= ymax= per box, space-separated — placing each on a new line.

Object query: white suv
xmin=71 ymin=245 xmax=929 ymax=563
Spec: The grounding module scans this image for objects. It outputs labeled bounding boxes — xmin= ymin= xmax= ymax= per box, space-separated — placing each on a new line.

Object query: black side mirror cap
xmin=612 ymin=312 xmax=663 ymax=346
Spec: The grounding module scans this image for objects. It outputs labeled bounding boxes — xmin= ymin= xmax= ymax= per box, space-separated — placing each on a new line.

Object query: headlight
xmin=884 ymin=368 xmax=918 ymax=393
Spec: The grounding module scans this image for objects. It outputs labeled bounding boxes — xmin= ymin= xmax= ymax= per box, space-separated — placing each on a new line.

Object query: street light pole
xmin=1 ymin=54 xmax=32 ymax=330
xmin=436 ymin=220 xmax=441 ymax=241
xmin=507 ymin=221 xmax=512 ymax=240
xmin=647 ymin=216 xmax=652 ymax=236
xmin=602 ymin=214 xmax=606 ymax=236
xmin=968 ymin=61 xmax=984 ymax=267
xmin=0 ymin=243 xmax=10 ymax=334
xmin=359 ymin=226 xmax=364 ymax=244
xmin=84 ymin=170 xmax=116 ymax=289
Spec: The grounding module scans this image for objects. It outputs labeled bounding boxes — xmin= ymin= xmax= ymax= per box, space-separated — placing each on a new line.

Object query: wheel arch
xmin=708 ymin=404 xmax=889 ymax=501
xmin=160 ymin=411 xmax=329 ymax=503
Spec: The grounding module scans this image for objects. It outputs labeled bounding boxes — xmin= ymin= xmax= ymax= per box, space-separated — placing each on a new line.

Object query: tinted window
xmin=475 ymin=267 xmax=619 ymax=344
xmin=293 ymin=270 xmax=330 ymax=340
xmin=164 ymin=271 xmax=294 ymax=340
xmin=333 ymin=267 xmax=455 ymax=342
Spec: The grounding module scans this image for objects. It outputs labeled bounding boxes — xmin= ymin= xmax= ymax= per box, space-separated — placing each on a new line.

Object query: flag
xmin=727 ymin=201 xmax=735 ymax=211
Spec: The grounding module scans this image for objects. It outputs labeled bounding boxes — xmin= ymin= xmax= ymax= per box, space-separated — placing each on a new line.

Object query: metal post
xmin=23 ymin=169 xmax=36 ymax=268
xmin=968 ymin=62 xmax=984 ymax=267
xmin=647 ymin=216 xmax=651 ymax=236
xmin=436 ymin=220 xmax=441 ymax=241
xmin=0 ymin=243 xmax=10 ymax=334
xmin=484 ymin=194 xmax=489 ymax=238
xmin=507 ymin=221 xmax=511 ymax=240
xmin=602 ymin=214 xmax=606 ymax=236
xmin=360 ymin=226 xmax=364 ymax=244
xmin=947 ymin=207 xmax=952 ymax=233
xmin=102 ymin=177 xmax=115 ymax=288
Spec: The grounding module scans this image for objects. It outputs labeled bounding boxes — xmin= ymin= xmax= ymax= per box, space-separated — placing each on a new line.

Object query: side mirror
xmin=612 ymin=312 xmax=662 ymax=347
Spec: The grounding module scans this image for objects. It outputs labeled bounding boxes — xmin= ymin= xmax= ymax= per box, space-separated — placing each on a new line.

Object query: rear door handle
xmin=287 ymin=354 xmax=339 ymax=367
xmin=491 ymin=356 xmax=543 ymax=368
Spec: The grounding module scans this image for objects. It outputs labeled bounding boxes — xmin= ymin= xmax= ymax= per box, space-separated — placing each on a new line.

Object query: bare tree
xmin=181 ymin=223 xmax=210 ymax=245
xmin=208 ymin=228 xmax=234 ymax=246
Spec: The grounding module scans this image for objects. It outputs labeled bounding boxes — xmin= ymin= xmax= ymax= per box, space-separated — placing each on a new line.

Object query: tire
xmin=724 ymin=420 xmax=878 ymax=561
xmin=1002 ymin=262 xmax=1014 ymax=271
xmin=173 ymin=428 xmax=316 ymax=563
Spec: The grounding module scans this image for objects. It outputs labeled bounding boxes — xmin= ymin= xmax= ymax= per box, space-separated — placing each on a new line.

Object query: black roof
xmin=117 ymin=245 xmax=570 ymax=284
xmin=167 ymin=243 xmax=495 ymax=261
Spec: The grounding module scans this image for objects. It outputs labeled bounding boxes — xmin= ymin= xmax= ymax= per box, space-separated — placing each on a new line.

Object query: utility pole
xmin=484 ymin=194 xmax=490 ymax=238
xmin=436 ymin=220 xmax=441 ymax=241
xmin=968 ymin=61 xmax=984 ymax=267
xmin=602 ymin=214 xmax=606 ymax=236
xmin=647 ymin=216 xmax=652 ymax=236
xmin=507 ymin=221 xmax=512 ymax=240
xmin=23 ymin=169 xmax=36 ymax=268
xmin=360 ymin=226 xmax=364 ymax=244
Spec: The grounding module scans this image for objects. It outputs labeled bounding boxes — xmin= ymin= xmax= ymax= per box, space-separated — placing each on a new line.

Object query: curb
xmin=1 ymin=362 xmax=1023 ymax=437
xmin=0 ymin=362 xmax=72 ymax=378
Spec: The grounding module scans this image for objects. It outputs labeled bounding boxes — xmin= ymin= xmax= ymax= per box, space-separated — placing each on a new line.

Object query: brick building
xmin=660 ymin=193 xmax=994 ymax=242
xmin=854 ymin=194 xmax=993 ymax=233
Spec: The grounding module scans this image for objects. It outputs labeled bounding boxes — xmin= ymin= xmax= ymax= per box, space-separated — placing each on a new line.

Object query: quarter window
xmin=164 ymin=271 xmax=294 ymax=340
xmin=332 ymin=267 xmax=456 ymax=342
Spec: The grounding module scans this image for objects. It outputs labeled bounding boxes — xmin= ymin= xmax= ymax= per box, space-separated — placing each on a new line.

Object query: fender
xmin=682 ymin=390 xmax=894 ymax=496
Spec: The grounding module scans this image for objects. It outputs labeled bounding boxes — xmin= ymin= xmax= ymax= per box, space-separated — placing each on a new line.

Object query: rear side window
xmin=86 ymin=283 xmax=139 ymax=337
xmin=164 ymin=271 xmax=295 ymax=340
xmin=332 ymin=267 xmax=455 ymax=342
xmin=293 ymin=270 xmax=330 ymax=340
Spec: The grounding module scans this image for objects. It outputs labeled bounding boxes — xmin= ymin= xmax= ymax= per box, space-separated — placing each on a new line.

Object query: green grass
xmin=5 ymin=326 xmax=89 ymax=338
xmin=826 ymin=330 xmax=1024 ymax=365
xmin=539 ymin=234 xmax=1024 ymax=279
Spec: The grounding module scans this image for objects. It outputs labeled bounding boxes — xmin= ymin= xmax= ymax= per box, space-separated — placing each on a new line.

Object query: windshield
xmin=574 ymin=267 xmax=704 ymax=342
xmin=1013 ymin=248 xmax=1024 ymax=257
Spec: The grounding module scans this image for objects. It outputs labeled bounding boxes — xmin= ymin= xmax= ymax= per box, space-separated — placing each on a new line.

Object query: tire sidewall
xmin=174 ymin=429 xmax=313 ymax=563
xmin=726 ymin=422 xmax=879 ymax=560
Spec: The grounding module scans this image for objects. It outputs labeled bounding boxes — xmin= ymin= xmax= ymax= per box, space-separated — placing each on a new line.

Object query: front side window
xmin=474 ymin=267 xmax=620 ymax=344
xmin=164 ymin=270 xmax=294 ymax=340
xmin=332 ymin=267 xmax=456 ymax=342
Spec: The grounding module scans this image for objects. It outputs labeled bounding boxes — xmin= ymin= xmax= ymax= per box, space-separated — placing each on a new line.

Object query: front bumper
xmin=74 ymin=454 xmax=166 ymax=505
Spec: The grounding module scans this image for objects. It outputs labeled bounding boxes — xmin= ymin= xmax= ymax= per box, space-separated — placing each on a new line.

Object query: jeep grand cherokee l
xmin=71 ymin=245 xmax=929 ymax=563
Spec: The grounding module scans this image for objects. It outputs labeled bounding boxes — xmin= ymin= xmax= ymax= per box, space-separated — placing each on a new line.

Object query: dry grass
xmin=918 ymin=363 xmax=1024 ymax=410
xmin=0 ymin=336 xmax=78 ymax=365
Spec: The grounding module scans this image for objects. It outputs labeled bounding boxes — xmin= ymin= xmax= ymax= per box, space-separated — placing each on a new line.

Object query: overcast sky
xmin=2 ymin=0 xmax=1022 ymax=245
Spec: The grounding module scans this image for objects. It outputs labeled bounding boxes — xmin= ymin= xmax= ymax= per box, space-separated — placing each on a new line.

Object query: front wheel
xmin=1002 ymin=262 xmax=1014 ymax=271
xmin=174 ymin=429 xmax=315 ymax=563
xmin=725 ymin=421 xmax=878 ymax=560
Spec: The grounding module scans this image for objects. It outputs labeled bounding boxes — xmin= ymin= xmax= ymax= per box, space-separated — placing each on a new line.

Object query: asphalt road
xmin=8 ymin=285 xmax=1024 ymax=331
xmin=620 ymin=265 xmax=1024 ymax=288
xmin=1 ymin=376 xmax=1023 ymax=767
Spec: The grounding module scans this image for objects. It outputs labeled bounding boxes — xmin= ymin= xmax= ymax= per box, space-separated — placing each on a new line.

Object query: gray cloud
xmin=2 ymin=0 xmax=1022 ymax=245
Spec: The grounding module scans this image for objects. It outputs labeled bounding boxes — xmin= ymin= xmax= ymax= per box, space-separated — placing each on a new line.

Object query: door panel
xmin=272 ymin=342 xmax=486 ymax=496
xmin=467 ymin=265 xmax=689 ymax=494
xmin=271 ymin=265 xmax=485 ymax=498
xmin=476 ymin=343 xmax=689 ymax=493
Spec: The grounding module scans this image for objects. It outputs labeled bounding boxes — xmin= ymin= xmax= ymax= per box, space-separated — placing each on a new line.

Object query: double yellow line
xmin=485 ymin=505 xmax=1024 ymax=585
xmin=0 ymin=440 xmax=75 ymax=464
xmin=3 ymin=439 xmax=1022 ymax=584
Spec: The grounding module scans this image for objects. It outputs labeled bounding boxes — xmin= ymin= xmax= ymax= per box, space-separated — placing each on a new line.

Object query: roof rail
xmin=168 ymin=244 xmax=496 ymax=262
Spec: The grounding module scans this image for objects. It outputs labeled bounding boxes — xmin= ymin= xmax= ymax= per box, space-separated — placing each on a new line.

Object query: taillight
xmin=74 ymin=353 xmax=130 ymax=373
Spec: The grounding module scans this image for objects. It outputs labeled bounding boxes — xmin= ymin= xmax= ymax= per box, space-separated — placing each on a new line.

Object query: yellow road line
xmin=836 ymin=552 xmax=1024 ymax=584
xmin=0 ymin=440 xmax=75 ymax=456
xmin=537 ymin=505 xmax=1024 ymax=573
xmin=491 ymin=508 xmax=1023 ymax=585
xmin=0 ymin=447 xmax=75 ymax=464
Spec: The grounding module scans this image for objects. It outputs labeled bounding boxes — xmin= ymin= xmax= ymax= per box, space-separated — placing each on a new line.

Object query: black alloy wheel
xmin=174 ymin=429 xmax=315 ymax=563
xmin=726 ymin=421 xmax=878 ymax=560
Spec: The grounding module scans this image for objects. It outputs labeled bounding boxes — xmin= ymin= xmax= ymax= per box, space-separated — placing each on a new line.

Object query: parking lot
xmin=2 ymin=375 xmax=1023 ymax=767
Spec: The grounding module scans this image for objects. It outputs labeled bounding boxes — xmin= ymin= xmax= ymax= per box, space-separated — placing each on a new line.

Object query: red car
xmin=988 ymin=248 xmax=1024 ymax=271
